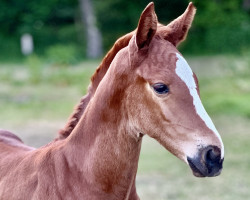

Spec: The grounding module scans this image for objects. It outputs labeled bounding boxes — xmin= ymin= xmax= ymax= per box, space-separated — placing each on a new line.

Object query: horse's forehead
xmin=139 ymin=40 xmax=181 ymax=80
xmin=138 ymin=39 xmax=196 ymax=85
xmin=151 ymin=39 xmax=177 ymax=53
xmin=148 ymin=40 xmax=179 ymax=70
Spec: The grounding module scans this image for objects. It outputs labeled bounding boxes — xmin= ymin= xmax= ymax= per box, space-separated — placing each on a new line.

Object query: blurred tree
xmin=79 ymin=0 xmax=102 ymax=58
xmin=0 ymin=0 xmax=80 ymax=59
xmin=93 ymin=0 xmax=250 ymax=54
xmin=242 ymin=0 xmax=250 ymax=10
xmin=92 ymin=0 xmax=188 ymax=51
xmin=0 ymin=0 xmax=249 ymax=60
xmin=191 ymin=0 xmax=250 ymax=53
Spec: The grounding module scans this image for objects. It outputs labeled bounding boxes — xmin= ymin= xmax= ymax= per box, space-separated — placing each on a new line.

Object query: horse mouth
xmin=188 ymin=158 xmax=223 ymax=177
xmin=187 ymin=158 xmax=206 ymax=177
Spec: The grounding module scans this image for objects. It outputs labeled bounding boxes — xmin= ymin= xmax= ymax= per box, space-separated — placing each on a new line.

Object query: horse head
xmin=96 ymin=2 xmax=224 ymax=177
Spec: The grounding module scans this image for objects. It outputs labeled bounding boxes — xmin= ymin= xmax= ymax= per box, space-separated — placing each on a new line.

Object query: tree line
xmin=0 ymin=0 xmax=249 ymax=61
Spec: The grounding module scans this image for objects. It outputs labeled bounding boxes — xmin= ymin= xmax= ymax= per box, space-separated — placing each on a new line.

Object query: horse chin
xmin=189 ymin=165 xmax=222 ymax=178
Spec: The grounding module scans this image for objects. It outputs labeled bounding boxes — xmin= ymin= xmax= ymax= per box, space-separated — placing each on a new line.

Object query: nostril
xmin=201 ymin=146 xmax=223 ymax=176
xmin=206 ymin=148 xmax=220 ymax=162
xmin=201 ymin=146 xmax=221 ymax=164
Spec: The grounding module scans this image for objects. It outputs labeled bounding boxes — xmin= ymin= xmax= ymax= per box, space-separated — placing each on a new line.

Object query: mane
xmin=58 ymin=31 xmax=134 ymax=139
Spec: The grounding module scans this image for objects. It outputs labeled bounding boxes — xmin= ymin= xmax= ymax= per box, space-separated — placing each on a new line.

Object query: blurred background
xmin=0 ymin=0 xmax=250 ymax=199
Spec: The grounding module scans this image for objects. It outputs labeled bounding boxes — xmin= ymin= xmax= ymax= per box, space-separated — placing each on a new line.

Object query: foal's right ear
xmin=135 ymin=2 xmax=157 ymax=49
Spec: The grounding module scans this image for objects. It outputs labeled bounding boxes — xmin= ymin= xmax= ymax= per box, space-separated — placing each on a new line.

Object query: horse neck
xmin=59 ymin=32 xmax=134 ymax=139
xmin=63 ymin=68 xmax=142 ymax=197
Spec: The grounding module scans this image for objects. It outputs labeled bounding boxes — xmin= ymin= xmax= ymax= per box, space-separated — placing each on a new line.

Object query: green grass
xmin=188 ymin=54 xmax=250 ymax=119
xmin=0 ymin=54 xmax=250 ymax=199
xmin=200 ymin=77 xmax=250 ymax=118
xmin=0 ymin=60 xmax=97 ymax=123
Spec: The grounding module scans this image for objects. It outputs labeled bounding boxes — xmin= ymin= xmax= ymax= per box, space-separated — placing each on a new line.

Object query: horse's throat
xmin=65 ymin=105 xmax=142 ymax=197
xmin=92 ymin=134 xmax=142 ymax=194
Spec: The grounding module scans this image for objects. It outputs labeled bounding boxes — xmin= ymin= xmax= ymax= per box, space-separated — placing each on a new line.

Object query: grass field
xmin=0 ymin=54 xmax=250 ymax=199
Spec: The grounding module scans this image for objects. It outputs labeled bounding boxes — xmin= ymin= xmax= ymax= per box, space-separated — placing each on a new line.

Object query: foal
xmin=0 ymin=2 xmax=224 ymax=200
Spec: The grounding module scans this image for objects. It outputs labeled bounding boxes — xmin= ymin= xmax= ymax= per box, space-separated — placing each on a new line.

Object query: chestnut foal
xmin=0 ymin=3 xmax=224 ymax=200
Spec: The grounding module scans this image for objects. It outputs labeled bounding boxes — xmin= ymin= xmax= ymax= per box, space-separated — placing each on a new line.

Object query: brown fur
xmin=0 ymin=3 xmax=223 ymax=199
xmin=58 ymin=32 xmax=134 ymax=139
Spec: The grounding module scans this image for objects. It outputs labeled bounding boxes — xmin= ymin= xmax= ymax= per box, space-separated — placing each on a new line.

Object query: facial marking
xmin=175 ymin=53 xmax=224 ymax=158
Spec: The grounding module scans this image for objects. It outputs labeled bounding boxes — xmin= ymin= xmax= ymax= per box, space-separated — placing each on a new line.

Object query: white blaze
xmin=175 ymin=53 xmax=224 ymax=158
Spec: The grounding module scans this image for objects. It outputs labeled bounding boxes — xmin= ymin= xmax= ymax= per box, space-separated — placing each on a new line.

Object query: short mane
xmin=58 ymin=31 xmax=134 ymax=139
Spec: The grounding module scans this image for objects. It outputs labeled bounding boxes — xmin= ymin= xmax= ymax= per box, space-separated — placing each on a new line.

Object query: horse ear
xmin=136 ymin=2 xmax=158 ymax=49
xmin=159 ymin=2 xmax=196 ymax=46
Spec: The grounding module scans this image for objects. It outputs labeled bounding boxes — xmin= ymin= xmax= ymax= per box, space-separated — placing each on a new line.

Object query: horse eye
xmin=152 ymin=83 xmax=169 ymax=94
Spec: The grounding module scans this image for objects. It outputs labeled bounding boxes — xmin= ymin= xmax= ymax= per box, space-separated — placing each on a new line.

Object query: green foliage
xmin=0 ymin=35 xmax=22 ymax=61
xmin=184 ymin=0 xmax=250 ymax=54
xmin=0 ymin=0 xmax=81 ymax=59
xmin=93 ymin=0 xmax=250 ymax=54
xmin=0 ymin=0 xmax=250 ymax=60
xmin=0 ymin=0 xmax=77 ymax=37
xmin=45 ymin=44 xmax=79 ymax=65
xmin=93 ymin=0 xmax=189 ymax=50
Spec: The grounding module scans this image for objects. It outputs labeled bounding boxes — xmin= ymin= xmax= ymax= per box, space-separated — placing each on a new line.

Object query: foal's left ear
xmin=136 ymin=2 xmax=158 ymax=49
xmin=159 ymin=2 xmax=196 ymax=46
